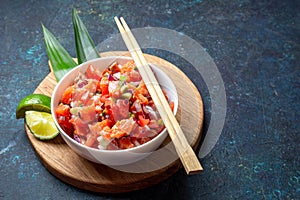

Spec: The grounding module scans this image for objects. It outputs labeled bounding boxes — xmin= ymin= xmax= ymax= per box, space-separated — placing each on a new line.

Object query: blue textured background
xmin=0 ymin=0 xmax=299 ymax=199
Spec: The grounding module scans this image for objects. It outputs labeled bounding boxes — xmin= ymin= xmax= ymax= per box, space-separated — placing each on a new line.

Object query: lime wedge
xmin=25 ymin=111 xmax=59 ymax=140
xmin=16 ymin=94 xmax=51 ymax=119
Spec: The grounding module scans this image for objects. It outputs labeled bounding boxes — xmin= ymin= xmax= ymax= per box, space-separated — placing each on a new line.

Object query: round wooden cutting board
xmin=26 ymin=51 xmax=204 ymax=193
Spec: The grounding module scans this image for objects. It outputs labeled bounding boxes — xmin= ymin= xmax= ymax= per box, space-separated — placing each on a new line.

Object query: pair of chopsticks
xmin=114 ymin=17 xmax=202 ymax=174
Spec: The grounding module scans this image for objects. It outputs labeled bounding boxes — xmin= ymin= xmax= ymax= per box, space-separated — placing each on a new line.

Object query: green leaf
xmin=72 ymin=7 xmax=100 ymax=64
xmin=42 ymin=24 xmax=77 ymax=82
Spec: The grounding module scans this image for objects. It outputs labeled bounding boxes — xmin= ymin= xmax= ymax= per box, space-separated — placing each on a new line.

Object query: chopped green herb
xmin=119 ymin=75 xmax=128 ymax=83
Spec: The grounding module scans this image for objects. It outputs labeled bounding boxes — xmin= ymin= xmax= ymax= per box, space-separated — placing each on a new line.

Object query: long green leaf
xmin=72 ymin=7 xmax=100 ymax=64
xmin=42 ymin=24 xmax=77 ymax=81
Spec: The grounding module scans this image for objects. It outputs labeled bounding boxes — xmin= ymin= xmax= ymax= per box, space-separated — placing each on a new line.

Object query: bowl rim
xmin=51 ymin=56 xmax=178 ymax=153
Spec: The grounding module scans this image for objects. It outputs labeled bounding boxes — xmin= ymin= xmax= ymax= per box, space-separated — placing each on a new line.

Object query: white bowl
xmin=51 ymin=56 xmax=178 ymax=166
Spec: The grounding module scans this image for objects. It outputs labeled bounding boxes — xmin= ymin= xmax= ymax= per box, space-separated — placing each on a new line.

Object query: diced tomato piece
xmin=103 ymin=108 xmax=115 ymax=123
xmin=86 ymin=64 xmax=102 ymax=80
xmin=162 ymin=89 xmax=169 ymax=101
xmin=101 ymin=68 xmax=111 ymax=77
xmin=108 ymin=62 xmax=120 ymax=74
xmin=138 ymin=115 xmax=149 ymax=127
xmin=55 ymin=104 xmax=74 ymax=136
xmin=100 ymin=94 xmax=109 ymax=103
xmin=61 ymin=86 xmax=74 ymax=104
xmin=100 ymin=76 xmax=109 ymax=95
xmin=169 ymin=101 xmax=174 ymax=111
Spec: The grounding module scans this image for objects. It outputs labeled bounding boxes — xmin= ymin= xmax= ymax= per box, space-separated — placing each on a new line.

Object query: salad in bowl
xmin=51 ymin=56 xmax=178 ymax=165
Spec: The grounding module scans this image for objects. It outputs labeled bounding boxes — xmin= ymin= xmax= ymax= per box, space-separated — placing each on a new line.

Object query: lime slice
xmin=25 ymin=111 xmax=59 ymax=140
xmin=16 ymin=94 xmax=51 ymax=119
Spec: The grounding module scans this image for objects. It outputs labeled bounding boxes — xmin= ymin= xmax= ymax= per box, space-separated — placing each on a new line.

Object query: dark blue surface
xmin=1 ymin=0 xmax=299 ymax=199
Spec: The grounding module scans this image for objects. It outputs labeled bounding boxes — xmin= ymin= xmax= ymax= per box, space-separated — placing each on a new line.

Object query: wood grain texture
xmin=26 ymin=51 xmax=204 ymax=193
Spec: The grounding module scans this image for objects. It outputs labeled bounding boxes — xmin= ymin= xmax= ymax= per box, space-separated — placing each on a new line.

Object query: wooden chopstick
xmin=114 ymin=17 xmax=203 ymax=174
